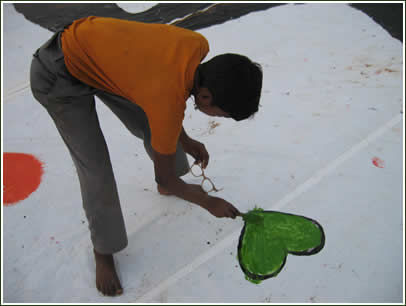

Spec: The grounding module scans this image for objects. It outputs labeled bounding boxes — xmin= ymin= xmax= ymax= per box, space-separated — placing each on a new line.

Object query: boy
xmin=30 ymin=16 xmax=263 ymax=296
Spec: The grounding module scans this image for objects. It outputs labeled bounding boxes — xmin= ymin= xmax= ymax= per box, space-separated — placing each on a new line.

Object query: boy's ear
xmin=197 ymin=87 xmax=212 ymax=106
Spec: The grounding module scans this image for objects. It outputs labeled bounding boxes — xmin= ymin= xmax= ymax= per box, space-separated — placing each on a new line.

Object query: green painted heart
xmin=238 ymin=208 xmax=325 ymax=284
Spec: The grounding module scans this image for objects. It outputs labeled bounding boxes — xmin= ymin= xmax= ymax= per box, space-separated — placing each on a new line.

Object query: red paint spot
xmin=372 ymin=157 xmax=385 ymax=168
xmin=3 ymin=153 xmax=44 ymax=206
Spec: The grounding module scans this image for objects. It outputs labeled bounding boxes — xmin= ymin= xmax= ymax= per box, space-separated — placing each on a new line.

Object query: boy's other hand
xmin=205 ymin=196 xmax=241 ymax=219
xmin=182 ymin=138 xmax=209 ymax=168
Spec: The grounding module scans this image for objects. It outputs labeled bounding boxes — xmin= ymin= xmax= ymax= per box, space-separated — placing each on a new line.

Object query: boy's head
xmin=194 ymin=53 xmax=263 ymax=121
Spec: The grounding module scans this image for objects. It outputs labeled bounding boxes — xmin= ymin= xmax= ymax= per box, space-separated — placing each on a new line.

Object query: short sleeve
xmin=147 ymin=102 xmax=185 ymax=155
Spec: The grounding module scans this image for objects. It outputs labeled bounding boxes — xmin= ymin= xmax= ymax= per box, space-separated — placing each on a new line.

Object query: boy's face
xmin=195 ymin=87 xmax=230 ymax=118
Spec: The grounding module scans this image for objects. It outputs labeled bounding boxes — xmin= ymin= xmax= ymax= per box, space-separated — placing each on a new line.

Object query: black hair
xmin=198 ymin=53 xmax=263 ymax=121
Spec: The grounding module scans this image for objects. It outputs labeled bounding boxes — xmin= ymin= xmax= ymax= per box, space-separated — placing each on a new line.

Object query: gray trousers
xmin=30 ymin=30 xmax=190 ymax=254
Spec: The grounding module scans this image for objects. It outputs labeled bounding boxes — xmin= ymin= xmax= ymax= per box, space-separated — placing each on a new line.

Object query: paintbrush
xmin=240 ymin=211 xmax=264 ymax=225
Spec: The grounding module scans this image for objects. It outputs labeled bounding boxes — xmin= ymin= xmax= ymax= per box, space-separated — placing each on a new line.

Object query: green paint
xmin=245 ymin=275 xmax=262 ymax=284
xmin=242 ymin=209 xmax=264 ymax=225
xmin=238 ymin=208 xmax=325 ymax=284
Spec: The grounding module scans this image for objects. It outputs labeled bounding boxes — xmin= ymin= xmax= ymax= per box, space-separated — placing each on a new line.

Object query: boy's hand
xmin=182 ymin=138 xmax=209 ymax=169
xmin=205 ymin=196 xmax=241 ymax=219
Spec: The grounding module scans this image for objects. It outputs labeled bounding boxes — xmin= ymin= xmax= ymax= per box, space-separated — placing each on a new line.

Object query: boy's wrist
xmin=198 ymin=193 xmax=212 ymax=209
xmin=161 ymin=180 xmax=213 ymax=213
xmin=181 ymin=183 xmax=213 ymax=210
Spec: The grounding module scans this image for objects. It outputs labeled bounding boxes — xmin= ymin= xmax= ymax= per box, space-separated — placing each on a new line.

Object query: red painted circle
xmin=3 ymin=153 xmax=44 ymax=206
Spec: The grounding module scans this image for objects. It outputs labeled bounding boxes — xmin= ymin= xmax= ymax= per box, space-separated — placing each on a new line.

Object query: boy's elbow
xmin=155 ymin=175 xmax=168 ymax=188
xmin=153 ymin=149 xmax=179 ymax=189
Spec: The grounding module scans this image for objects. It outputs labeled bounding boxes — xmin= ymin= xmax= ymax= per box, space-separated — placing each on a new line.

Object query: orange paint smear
xmin=3 ymin=153 xmax=44 ymax=206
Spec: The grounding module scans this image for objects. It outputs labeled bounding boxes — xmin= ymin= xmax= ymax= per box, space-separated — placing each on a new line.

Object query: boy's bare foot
xmin=157 ymin=184 xmax=172 ymax=196
xmin=94 ymin=249 xmax=123 ymax=296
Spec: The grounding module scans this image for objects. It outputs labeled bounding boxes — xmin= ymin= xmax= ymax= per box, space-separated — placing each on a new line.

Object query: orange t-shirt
xmin=61 ymin=16 xmax=209 ymax=154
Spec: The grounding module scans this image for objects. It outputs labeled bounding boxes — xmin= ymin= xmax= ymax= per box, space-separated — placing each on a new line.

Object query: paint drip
xmin=238 ymin=208 xmax=325 ymax=284
xmin=372 ymin=157 xmax=385 ymax=168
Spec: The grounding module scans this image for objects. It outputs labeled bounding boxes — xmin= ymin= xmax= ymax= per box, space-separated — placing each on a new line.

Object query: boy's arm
xmin=153 ymin=149 xmax=240 ymax=219
xmin=179 ymin=126 xmax=190 ymax=146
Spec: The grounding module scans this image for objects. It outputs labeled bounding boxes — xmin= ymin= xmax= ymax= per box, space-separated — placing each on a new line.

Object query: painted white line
xmin=170 ymin=3 xmax=219 ymax=26
xmin=4 ymin=82 xmax=30 ymax=102
xmin=136 ymin=113 xmax=403 ymax=302
xmin=271 ymin=114 xmax=403 ymax=212
xmin=137 ymin=230 xmax=240 ymax=302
